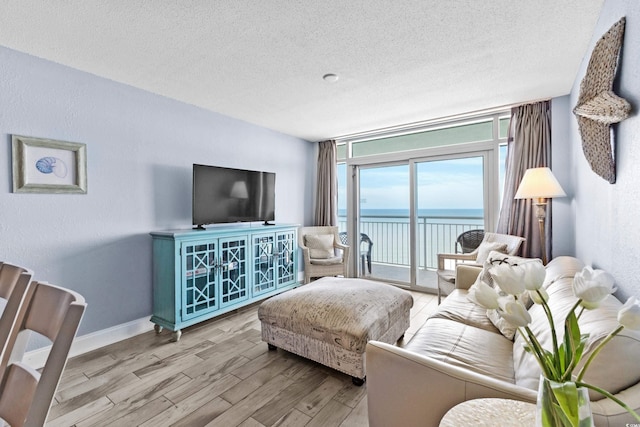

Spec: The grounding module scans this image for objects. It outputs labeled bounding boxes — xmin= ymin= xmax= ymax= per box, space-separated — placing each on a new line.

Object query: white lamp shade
xmin=514 ymin=167 xmax=566 ymax=199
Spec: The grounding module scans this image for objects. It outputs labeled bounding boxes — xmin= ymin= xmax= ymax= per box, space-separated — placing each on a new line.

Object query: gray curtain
xmin=314 ymin=140 xmax=337 ymax=226
xmin=497 ymin=101 xmax=551 ymax=260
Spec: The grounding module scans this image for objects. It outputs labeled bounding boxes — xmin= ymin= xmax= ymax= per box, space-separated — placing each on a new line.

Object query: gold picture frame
xmin=12 ymin=135 xmax=87 ymax=194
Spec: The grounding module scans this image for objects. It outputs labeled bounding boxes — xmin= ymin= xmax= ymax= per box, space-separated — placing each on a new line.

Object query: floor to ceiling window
xmin=337 ymin=112 xmax=509 ymax=291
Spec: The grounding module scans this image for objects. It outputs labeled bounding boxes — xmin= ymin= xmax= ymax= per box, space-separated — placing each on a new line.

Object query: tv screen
xmin=192 ymin=164 xmax=275 ymax=228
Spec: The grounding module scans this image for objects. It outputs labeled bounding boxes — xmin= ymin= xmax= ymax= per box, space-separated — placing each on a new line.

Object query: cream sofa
xmin=366 ymin=256 xmax=640 ymax=427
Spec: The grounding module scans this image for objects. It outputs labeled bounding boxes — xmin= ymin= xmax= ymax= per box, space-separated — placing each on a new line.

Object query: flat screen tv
xmin=192 ymin=164 xmax=276 ymax=228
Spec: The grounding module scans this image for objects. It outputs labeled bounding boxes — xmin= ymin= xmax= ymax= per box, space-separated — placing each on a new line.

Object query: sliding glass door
xmin=414 ymin=155 xmax=486 ymax=290
xmin=358 ymin=164 xmax=410 ymax=284
xmin=342 ymin=153 xmax=489 ymax=291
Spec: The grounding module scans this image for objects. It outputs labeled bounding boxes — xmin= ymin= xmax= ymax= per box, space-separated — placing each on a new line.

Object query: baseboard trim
xmin=24 ymin=316 xmax=154 ymax=369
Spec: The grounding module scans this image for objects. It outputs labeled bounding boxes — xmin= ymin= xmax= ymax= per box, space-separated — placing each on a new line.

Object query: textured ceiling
xmin=0 ymin=1 xmax=604 ymax=141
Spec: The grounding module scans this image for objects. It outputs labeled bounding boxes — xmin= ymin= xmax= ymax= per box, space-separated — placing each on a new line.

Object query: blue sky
xmin=338 ymin=148 xmax=506 ymax=211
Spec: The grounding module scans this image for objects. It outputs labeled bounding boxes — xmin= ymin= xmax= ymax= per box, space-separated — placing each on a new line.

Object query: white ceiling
xmin=0 ymin=1 xmax=604 ymax=142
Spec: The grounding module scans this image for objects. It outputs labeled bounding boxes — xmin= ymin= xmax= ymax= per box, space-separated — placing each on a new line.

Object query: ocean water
xmin=339 ymin=208 xmax=483 ymax=218
xmin=339 ymin=208 xmax=484 ymax=226
xmin=337 ymin=208 xmax=484 ymax=268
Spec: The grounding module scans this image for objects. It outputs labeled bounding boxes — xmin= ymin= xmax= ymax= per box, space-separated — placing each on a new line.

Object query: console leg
xmin=171 ymin=330 xmax=182 ymax=342
xmin=154 ymin=324 xmax=163 ymax=334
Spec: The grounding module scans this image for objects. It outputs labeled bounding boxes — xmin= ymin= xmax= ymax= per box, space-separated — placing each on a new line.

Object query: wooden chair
xmin=0 ymin=262 xmax=32 ymax=303
xmin=0 ymin=280 xmax=86 ymax=427
xmin=0 ymin=263 xmax=33 ymax=377
xmin=436 ymin=232 xmax=525 ymax=304
xmin=299 ymin=226 xmax=350 ymax=284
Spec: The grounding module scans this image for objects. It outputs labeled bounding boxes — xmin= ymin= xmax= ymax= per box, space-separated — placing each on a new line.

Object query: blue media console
xmin=150 ymin=224 xmax=298 ymax=341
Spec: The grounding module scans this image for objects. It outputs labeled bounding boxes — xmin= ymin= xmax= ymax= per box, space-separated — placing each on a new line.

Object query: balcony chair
xmin=338 ymin=232 xmax=373 ymax=276
xmin=0 ymin=280 xmax=86 ymax=427
xmin=455 ymin=229 xmax=485 ymax=253
xmin=299 ymin=226 xmax=350 ymax=284
xmin=436 ymin=232 xmax=525 ymax=304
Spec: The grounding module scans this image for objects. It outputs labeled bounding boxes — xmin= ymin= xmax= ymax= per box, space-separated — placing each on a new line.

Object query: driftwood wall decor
xmin=573 ymin=17 xmax=630 ymax=184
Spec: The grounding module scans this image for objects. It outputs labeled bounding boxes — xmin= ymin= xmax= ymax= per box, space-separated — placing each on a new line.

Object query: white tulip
xmin=490 ymin=263 xmax=526 ymax=296
xmin=573 ymin=266 xmax=616 ymax=309
xmin=522 ymin=261 xmax=546 ymax=291
xmin=497 ymin=296 xmax=531 ymax=327
xmin=618 ymin=296 xmax=640 ymax=331
xmin=529 ymin=287 xmax=549 ymax=305
xmin=468 ymin=281 xmax=500 ymax=310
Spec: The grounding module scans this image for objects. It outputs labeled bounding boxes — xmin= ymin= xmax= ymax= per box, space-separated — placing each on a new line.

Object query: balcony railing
xmin=338 ymin=214 xmax=483 ymax=270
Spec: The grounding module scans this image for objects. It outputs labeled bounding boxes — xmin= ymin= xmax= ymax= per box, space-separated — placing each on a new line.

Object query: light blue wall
xmin=569 ymin=0 xmax=640 ymax=299
xmin=0 ymin=46 xmax=316 ymax=337
xmin=551 ymin=95 xmax=574 ymax=257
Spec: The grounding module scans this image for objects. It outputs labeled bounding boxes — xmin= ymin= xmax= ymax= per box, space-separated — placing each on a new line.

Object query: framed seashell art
xmin=12 ymin=135 xmax=87 ymax=194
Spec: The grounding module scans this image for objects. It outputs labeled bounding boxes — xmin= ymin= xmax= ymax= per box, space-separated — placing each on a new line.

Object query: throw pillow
xmin=487 ymin=308 xmax=518 ymax=340
xmin=475 ymin=242 xmax=508 ymax=264
xmin=304 ymin=234 xmax=334 ymax=259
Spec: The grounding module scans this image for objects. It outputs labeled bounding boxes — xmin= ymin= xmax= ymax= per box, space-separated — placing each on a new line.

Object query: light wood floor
xmin=47 ymin=290 xmax=438 ymax=427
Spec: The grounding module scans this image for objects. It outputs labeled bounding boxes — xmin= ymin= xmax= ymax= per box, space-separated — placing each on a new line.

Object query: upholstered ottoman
xmin=257 ymin=277 xmax=413 ymax=385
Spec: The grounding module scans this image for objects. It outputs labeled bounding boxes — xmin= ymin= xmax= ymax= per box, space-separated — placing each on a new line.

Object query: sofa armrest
xmin=366 ymin=341 xmax=536 ymax=427
xmin=333 ymin=241 xmax=350 ymax=263
xmin=300 ymin=246 xmax=311 ymax=264
xmin=437 ymin=252 xmax=476 ymax=270
xmin=455 ymin=264 xmax=482 ymax=290
xmin=589 ymin=381 xmax=640 ymax=426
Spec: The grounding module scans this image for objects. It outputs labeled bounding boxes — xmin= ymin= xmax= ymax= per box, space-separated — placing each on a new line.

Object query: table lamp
xmin=514 ymin=167 xmax=566 ymax=264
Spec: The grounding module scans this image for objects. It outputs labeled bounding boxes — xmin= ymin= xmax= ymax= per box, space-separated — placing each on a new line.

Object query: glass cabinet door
xmin=252 ymin=234 xmax=276 ymax=296
xmin=182 ymin=241 xmax=219 ymax=320
xmin=276 ymin=230 xmax=296 ymax=287
xmin=219 ymin=236 xmax=249 ymax=307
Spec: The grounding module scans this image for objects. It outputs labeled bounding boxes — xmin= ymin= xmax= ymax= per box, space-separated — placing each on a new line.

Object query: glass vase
xmin=536 ymin=375 xmax=594 ymax=427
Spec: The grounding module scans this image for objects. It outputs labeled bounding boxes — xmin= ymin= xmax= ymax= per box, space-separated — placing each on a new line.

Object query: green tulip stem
xmin=522 ymin=326 xmax=558 ymax=379
xmin=517 ymin=328 xmax=548 ymax=377
xmin=577 ymin=381 xmax=640 ymax=422
xmin=574 ymin=301 xmax=585 ymax=320
xmin=537 ymin=292 xmax=561 ymax=370
xmin=576 ymin=325 xmax=624 ymax=382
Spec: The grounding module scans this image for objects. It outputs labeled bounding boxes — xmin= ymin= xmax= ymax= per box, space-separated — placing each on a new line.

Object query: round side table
xmin=440 ymin=398 xmax=536 ymax=426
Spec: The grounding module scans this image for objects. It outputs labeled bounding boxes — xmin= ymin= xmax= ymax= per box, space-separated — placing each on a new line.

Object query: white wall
xmin=0 ymin=46 xmax=316 ymax=339
xmin=569 ymin=0 xmax=640 ymax=299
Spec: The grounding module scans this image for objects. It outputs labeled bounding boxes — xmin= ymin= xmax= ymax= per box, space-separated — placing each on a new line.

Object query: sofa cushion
xmin=542 ymin=256 xmax=585 ymax=289
xmin=513 ymin=275 xmax=640 ymax=399
xmin=304 ymin=234 xmax=334 ymax=259
xmin=309 ymin=256 xmax=343 ymax=265
xmin=405 ymin=317 xmax=515 ymax=383
xmin=430 ymin=289 xmax=499 ymax=333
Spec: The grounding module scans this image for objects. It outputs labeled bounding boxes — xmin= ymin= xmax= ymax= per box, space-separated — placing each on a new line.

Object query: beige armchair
xmin=436 ymin=232 xmax=525 ymax=303
xmin=298 ymin=226 xmax=350 ymax=284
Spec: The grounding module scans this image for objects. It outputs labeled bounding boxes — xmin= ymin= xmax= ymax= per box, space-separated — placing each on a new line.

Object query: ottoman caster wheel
xmin=352 ymin=377 xmax=365 ymax=386
xmin=267 ymin=343 xmax=277 ymax=351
